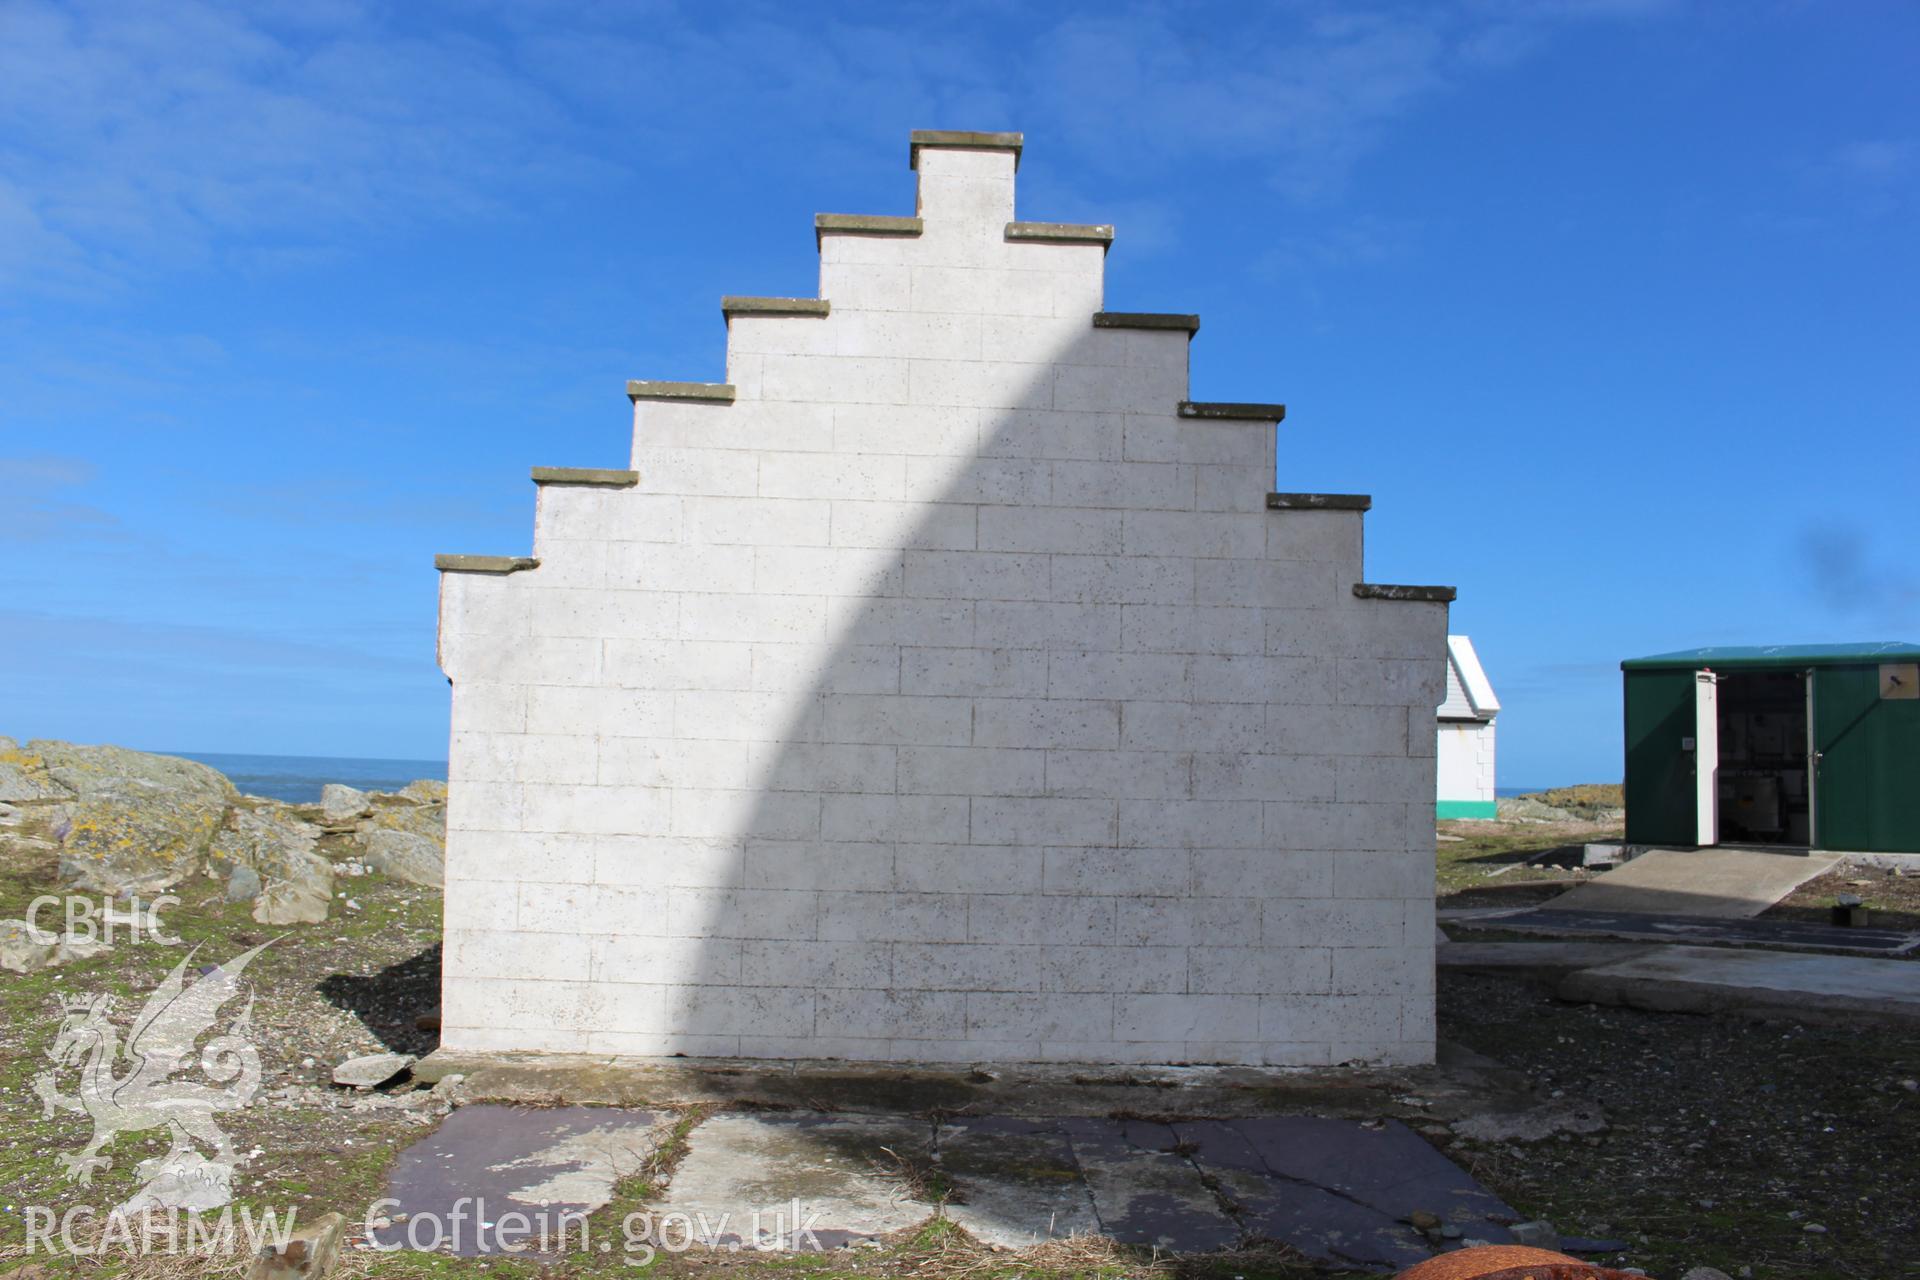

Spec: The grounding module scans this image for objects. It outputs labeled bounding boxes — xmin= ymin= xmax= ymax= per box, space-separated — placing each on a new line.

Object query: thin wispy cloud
xmin=0 ymin=0 xmax=1681 ymax=298
xmin=0 ymin=455 xmax=125 ymax=543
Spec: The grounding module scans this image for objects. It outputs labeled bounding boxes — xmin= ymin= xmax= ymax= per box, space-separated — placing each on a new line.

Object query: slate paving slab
xmin=380 ymin=1106 xmax=1527 ymax=1267
xmin=1057 ymin=1117 xmax=1241 ymax=1252
xmin=655 ymin=1112 xmax=931 ymax=1249
xmin=1196 ymin=1117 xmax=1518 ymax=1266
xmin=375 ymin=1104 xmax=661 ymax=1256
xmin=936 ymin=1115 xmax=1099 ymax=1247
xmin=1170 ymin=1119 xmax=1432 ymax=1269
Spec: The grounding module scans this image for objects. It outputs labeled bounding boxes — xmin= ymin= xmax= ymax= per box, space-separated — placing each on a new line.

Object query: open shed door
xmin=1695 ymin=670 xmax=1719 ymax=846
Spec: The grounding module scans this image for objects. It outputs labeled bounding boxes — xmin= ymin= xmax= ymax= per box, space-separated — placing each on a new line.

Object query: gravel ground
xmin=1768 ymin=864 xmax=1920 ymax=933
xmin=1438 ymin=968 xmax=1920 ymax=1280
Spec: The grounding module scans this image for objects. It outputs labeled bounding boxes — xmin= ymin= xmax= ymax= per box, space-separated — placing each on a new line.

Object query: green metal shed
xmin=1622 ymin=642 xmax=1920 ymax=853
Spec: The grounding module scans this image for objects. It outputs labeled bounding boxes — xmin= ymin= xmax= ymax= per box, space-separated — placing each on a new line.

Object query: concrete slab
xmin=1559 ymin=944 xmax=1920 ymax=1024
xmin=935 ymin=1116 xmax=1099 ymax=1248
xmin=1453 ymin=907 xmax=1920 ymax=955
xmin=1438 ymin=941 xmax=1658 ymax=978
xmin=375 ymin=1104 xmax=661 ymax=1256
xmin=1545 ymin=848 xmax=1839 ymax=918
xmin=655 ymin=1112 xmax=932 ymax=1249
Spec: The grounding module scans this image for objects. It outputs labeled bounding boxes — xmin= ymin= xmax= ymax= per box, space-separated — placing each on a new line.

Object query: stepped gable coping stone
xmin=1354 ymin=582 xmax=1457 ymax=603
xmin=531 ymin=468 xmax=639 ymax=488
xmin=435 ymin=555 xmax=539 ymax=575
xmin=1179 ymin=401 xmax=1287 ymax=421
xmin=909 ymin=129 xmax=1024 ymax=170
xmin=722 ymin=297 xmax=830 ymax=318
xmin=1094 ymin=312 xmax=1199 ymax=335
xmin=1267 ymin=493 xmax=1372 ymax=511
xmin=626 ymin=381 xmax=736 ymax=403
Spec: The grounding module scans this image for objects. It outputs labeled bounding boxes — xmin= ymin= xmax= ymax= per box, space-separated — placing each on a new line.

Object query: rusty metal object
xmin=1394 ymin=1244 xmax=1645 ymax=1280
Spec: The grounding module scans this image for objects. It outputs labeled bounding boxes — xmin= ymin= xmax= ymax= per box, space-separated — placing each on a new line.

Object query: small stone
xmin=246 ymin=1210 xmax=345 ymax=1278
xmin=1803 ymin=1223 xmax=1827 ymax=1234
xmin=51 ymin=933 xmax=112 ymax=965
xmin=226 ymin=866 xmax=264 ymax=902
xmin=0 ymin=918 xmax=58 ymax=974
xmin=1407 ymin=1210 xmax=1441 ymax=1231
xmin=319 ymin=783 xmax=370 ymax=824
xmin=1901 ymin=1080 xmax=1918 ymax=1093
xmin=1836 ymin=893 xmax=1864 ymax=908
xmin=1509 ymin=1220 xmax=1560 ymax=1250
xmin=1439 ymin=1224 xmax=1463 ymax=1240
xmin=1680 ymin=1268 xmax=1734 ymax=1280
xmin=332 ymin=1053 xmax=415 ymax=1090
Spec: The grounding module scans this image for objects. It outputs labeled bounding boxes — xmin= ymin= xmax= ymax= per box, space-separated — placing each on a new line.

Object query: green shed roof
xmin=1622 ymin=641 xmax=1920 ymax=671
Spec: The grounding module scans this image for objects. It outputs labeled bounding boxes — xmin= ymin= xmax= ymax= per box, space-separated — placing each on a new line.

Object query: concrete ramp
xmin=1561 ymin=945 xmax=1920 ymax=1025
xmin=1545 ymin=848 xmax=1838 ymax=918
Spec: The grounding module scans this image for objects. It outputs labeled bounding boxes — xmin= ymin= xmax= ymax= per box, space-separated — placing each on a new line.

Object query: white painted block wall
xmin=436 ymin=134 xmax=1448 ymax=1067
xmin=1436 ymin=722 xmax=1496 ymax=807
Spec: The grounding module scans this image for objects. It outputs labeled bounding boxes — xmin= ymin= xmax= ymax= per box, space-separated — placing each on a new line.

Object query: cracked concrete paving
xmin=935 ymin=1115 xmax=1099 ymax=1247
xmin=379 ymin=1107 xmax=1522 ymax=1268
xmin=652 ymin=1113 xmax=931 ymax=1249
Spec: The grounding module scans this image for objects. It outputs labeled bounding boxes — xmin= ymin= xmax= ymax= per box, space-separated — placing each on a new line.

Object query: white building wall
xmin=435 ymin=134 xmax=1449 ymax=1068
xmin=1436 ymin=721 xmax=1497 ymax=814
xmin=1435 ymin=636 xmax=1498 ymax=818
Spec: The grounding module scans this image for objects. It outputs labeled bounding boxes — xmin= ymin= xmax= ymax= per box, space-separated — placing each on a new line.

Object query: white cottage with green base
xmin=1436 ymin=635 xmax=1499 ymax=820
xmin=433 ymin=130 xmax=1454 ymax=1067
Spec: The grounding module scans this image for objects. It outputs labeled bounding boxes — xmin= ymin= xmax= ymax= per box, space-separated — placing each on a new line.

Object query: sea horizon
xmin=169 ymin=750 xmax=448 ymax=804
xmin=157 ymin=748 xmax=1576 ymax=807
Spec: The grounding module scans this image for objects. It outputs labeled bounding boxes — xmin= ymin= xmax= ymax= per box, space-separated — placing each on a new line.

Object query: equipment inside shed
xmin=1715 ymin=669 xmax=1812 ymax=845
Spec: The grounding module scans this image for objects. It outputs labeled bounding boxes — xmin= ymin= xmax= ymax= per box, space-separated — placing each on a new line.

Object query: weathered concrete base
xmin=412 ymin=1050 xmax=1411 ymax=1119
xmin=1438 ymin=941 xmax=1658 ymax=979
xmin=1559 ymin=945 xmax=1920 ymax=1025
xmin=1546 ymin=848 xmax=1839 ymax=918
xmin=1444 ymin=906 xmax=1920 ymax=955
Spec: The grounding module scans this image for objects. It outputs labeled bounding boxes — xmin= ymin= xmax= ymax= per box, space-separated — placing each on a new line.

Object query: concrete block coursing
xmin=437 ymin=133 xmax=1448 ymax=1067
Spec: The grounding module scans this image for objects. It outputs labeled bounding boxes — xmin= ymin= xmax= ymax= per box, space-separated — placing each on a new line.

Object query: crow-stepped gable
xmin=435 ymin=129 xmax=1452 ymax=1067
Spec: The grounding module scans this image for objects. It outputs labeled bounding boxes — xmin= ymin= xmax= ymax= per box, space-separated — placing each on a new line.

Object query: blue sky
xmin=2 ymin=0 xmax=1915 ymax=785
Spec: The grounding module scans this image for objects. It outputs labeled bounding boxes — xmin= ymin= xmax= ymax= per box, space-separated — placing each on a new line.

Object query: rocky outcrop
xmin=0 ymin=741 xmax=236 ymax=895
xmin=360 ymin=829 xmax=443 ymax=888
xmin=208 ymin=806 xmax=335 ymax=924
xmin=0 ymin=737 xmax=447 ymax=919
xmin=354 ymin=795 xmax=446 ymax=887
xmin=400 ymin=779 xmax=447 ymax=804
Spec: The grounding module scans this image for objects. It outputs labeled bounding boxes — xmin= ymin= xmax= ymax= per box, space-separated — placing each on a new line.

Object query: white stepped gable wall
xmin=436 ymin=133 xmax=1448 ymax=1067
